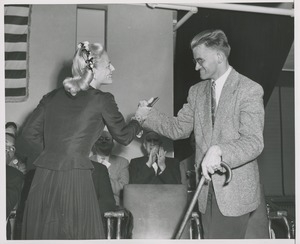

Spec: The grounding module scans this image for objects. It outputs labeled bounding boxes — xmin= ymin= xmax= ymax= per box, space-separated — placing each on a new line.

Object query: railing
xmin=266 ymin=200 xmax=295 ymax=239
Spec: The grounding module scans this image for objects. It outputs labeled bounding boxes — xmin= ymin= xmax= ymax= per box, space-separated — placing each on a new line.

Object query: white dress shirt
xmin=213 ymin=66 xmax=232 ymax=107
xmin=152 ymin=162 xmax=159 ymax=175
xmin=95 ymin=155 xmax=111 ymax=168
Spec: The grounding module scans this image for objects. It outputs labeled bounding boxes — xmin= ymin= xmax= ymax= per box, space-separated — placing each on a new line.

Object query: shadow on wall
xmin=56 ymin=61 xmax=73 ymax=88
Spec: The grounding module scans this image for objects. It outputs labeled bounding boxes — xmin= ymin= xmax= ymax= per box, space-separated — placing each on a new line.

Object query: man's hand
xmin=201 ymin=145 xmax=222 ymax=181
xmin=8 ymin=158 xmax=26 ymax=175
xmin=146 ymin=146 xmax=158 ymax=168
xmin=157 ymin=147 xmax=166 ymax=172
xmin=135 ymin=99 xmax=152 ymax=122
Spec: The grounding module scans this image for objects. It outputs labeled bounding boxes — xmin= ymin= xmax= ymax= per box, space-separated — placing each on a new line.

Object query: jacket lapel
xmin=213 ymin=69 xmax=239 ymax=139
xmin=196 ymin=81 xmax=213 ymax=148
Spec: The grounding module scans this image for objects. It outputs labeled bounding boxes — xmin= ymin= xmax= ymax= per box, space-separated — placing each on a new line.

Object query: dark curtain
xmin=174 ymin=7 xmax=294 ymax=161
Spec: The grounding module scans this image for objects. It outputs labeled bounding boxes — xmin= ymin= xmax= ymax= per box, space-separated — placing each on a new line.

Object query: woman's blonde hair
xmin=63 ymin=42 xmax=105 ymax=96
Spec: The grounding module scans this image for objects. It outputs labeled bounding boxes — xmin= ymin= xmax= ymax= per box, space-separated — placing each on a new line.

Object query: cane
xmin=174 ymin=162 xmax=232 ymax=239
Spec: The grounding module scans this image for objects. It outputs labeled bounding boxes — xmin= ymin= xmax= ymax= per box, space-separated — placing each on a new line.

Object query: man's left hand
xmin=135 ymin=100 xmax=151 ymax=122
xmin=201 ymin=145 xmax=222 ymax=181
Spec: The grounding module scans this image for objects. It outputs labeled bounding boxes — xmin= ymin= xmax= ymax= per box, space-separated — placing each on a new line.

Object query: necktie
xmin=155 ymin=161 xmax=161 ymax=175
xmin=211 ymin=80 xmax=216 ymax=126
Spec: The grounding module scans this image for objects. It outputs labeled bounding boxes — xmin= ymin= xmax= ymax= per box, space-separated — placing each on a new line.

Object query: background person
xmin=19 ymin=41 xmax=142 ymax=239
xmin=6 ymin=122 xmax=26 ymax=175
xmin=6 ymin=125 xmax=24 ymax=240
xmin=129 ymin=131 xmax=181 ymax=184
xmin=91 ymin=161 xmax=117 ymax=215
xmin=90 ymin=128 xmax=130 ymax=206
xmin=136 ymin=29 xmax=264 ymax=239
xmin=90 ymin=160 xmax=117 ymax=238
xmin=6 ymin=130 xmax=24 ymax=217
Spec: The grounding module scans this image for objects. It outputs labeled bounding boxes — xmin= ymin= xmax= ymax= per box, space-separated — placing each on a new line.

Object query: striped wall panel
xmin=5 ymin=5 xmax=32 ymax=102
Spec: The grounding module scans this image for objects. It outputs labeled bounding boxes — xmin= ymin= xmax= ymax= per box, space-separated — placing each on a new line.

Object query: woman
xmin=21 ymin=42 xmax=142 ymax=239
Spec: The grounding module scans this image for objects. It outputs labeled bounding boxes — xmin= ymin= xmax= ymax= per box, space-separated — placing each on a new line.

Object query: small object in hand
xmin=147 ymin=97 xmax=159 ymax=107
xmin=136 ymin=130 xmax=143 ymax=138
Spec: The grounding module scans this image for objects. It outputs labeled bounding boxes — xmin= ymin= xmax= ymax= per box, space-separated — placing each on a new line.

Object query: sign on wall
xmin=5 ymin=5 xmax=32 ymax=102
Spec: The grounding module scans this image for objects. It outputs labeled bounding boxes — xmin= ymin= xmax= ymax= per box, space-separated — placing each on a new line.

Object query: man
xmin=90 ymin=129 xmax=129 ymax=206
xmin=91 ymin=162 xmax=117 ymax=215
xmin=6 ymin=122 xmax=26 ymax=175
xmin=90 ymin=161 xmax=117 ymax=238
xmin=129 ymin=131 xmax=181 ymax=184
xmin=6 ymin=123 xmax=24 ymax=239
xmin=136 ymin=29 xmax=264 ymax=239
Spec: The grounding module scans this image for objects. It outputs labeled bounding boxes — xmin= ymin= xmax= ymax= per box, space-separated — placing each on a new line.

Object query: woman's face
xmin=93 ymin=52 xmax=115 ymax=86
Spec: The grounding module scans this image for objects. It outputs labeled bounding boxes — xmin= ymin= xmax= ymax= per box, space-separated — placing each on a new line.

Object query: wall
xmin=258 ymin=72 xmax=294 ymax=196
xmin=5 ymin=4 xmax=174 ymax=162
xmin=77 ymin=8 xmax=106 ymax=46
xmin=5 ymin=5 xmax=77 ymax=127
xmin=104 ymin=4 xmax=174 ymax=160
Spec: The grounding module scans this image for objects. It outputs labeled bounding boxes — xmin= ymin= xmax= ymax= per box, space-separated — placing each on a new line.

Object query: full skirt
xmin=21 ymin=167 xmax=105 ymax=239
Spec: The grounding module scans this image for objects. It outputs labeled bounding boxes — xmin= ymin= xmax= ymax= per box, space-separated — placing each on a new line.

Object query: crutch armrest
xmin=191 ymin=211 xmax=200 ymax=219
xmin=269 ymin=210 xmax=288 ymax=219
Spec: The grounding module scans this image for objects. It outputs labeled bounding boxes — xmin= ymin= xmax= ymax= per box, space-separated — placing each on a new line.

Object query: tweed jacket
xmin=144 ymin=68 xmax=264 ymax=216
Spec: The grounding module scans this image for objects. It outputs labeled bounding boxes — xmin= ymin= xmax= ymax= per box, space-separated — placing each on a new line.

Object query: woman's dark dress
xmin=21 ymin=87 xmax=140 ymax=239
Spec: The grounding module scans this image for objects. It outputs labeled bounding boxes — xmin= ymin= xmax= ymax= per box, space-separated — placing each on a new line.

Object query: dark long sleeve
xmin=156 ymin=159 xmax=181 ymax=184
xmin=129 ymin=158 xmax=157 ymax=184
xmin=129 ymin=157 xmax=181 ymax=184
xmin=91 ymin=162 xmax=117 ymax=214
xmin=102 ymin=93 xmax=141 ymax=146
xmin=16 ymin=92 xmax=51 ymax=170
xmin=20 ymin=93 xmax=48 ymax=153
xmin=6 ymin=166 xmax=24 ymax=218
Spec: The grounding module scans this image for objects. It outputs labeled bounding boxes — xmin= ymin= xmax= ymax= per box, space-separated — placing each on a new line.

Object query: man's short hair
xmin=143 ymin=131 xmax=162 ymax=145
xmin=5 ymin=122 xmax=17 ymax=139
xmin=190 ymin=29 xmax=231 ymax=58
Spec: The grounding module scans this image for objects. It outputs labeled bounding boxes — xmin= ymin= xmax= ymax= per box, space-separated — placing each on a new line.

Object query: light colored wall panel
xmin=104 ymin=4 xmax=174 ymax=161
xmin=5 ymin=5 xmax=77 ymax=127
xmin=77 ymin=8 xmax=106 ymax=46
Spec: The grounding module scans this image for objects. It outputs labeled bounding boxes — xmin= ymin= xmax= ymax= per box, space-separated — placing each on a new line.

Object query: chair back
xmin=6 ymin=204 xmax=18 ymax=240
xmin=123 ymin=184 xmax=190 ymax=239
